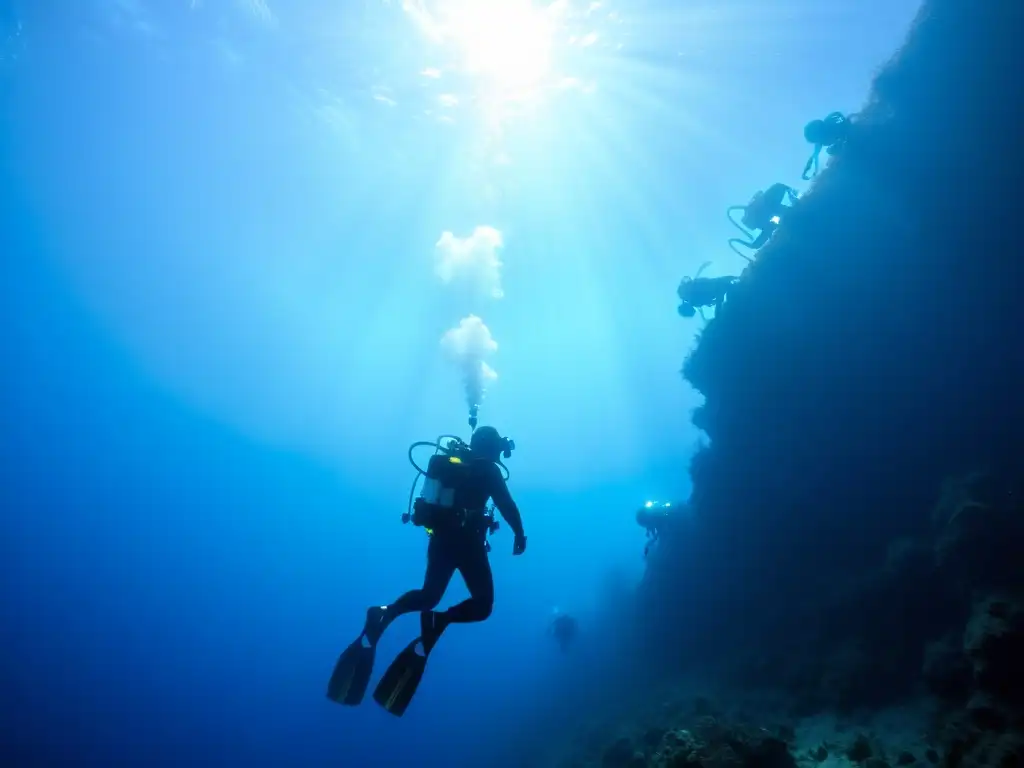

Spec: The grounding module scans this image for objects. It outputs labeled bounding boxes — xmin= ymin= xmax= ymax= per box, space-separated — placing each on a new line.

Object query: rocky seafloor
xmin=528 ymin=0 xmax=1024 ymax=766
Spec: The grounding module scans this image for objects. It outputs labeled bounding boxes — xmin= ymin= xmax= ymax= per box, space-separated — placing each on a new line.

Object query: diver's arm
xmin=801 ymin=148 xmax=820 ymax=180
xmin=489 ymin=466 xmax=525 ymax=538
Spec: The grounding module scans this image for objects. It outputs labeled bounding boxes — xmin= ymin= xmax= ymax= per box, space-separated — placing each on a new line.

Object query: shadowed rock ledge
xmin=675 ymin=0 xmax=1024 ymax=648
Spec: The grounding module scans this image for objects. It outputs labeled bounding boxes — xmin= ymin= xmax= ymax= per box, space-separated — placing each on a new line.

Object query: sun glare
xmin=446 ymin=0 xmax=554 ymax=92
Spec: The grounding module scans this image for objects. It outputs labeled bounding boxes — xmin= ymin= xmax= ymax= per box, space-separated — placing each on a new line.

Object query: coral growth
xmin=560 ymin=702 xmax=799 ymax=768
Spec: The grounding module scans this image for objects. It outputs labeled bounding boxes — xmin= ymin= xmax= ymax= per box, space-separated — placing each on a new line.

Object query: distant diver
xmin=677 ymin=262 xmax=738 ymax=321
xmin=727 ymin=183 xmax=799 ymax=261
xmin=326 ymin=426 xmax=527 ymax=717
xmin=802 ymin=111 xmax=851 ymax=180
xmin=636 ymin=500 xmax=683 ymax=558
xmin=548 ymin=610 xmax=578 ymax=653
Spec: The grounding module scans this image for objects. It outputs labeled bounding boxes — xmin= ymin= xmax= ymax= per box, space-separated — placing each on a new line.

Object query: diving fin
xmin=373 ymin=611 xmax=445 ymax=717
xmin=326 ymin=635 xmax=375 ymax=706
xmin=326 ymin=607 xmax=389 ymax=706
xmin=373 ymin=638 xmax=428 ymax=717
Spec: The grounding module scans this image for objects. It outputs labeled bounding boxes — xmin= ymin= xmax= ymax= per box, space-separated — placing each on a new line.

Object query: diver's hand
xmin=512 ymin=533 xmax=527 ymax=556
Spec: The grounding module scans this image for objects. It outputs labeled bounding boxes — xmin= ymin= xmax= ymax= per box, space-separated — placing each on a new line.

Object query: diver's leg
xmin=802 ymin=148 xmax=821 ymax=180
xmin=750 ymin=226 xmax=773 ymax=250
xmin=332 ymin=533 xmax=458 ymax=706
xmin=763 ymin=183 xmax=797 ymax=222
xmin=435 ymin=539 xmax=495 ymax=634
xmin=764 ymin=183 xmax=787 ymax=209
xmin=371 ymin=536 xmax=456 ymax=643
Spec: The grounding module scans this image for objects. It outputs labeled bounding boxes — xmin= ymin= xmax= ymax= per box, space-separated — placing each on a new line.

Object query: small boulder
xmin=604 ymin=737 xmax=637 ymax=768
xmin=847 ymin=735 xmax=873 ymax=763
xmin=923 ymin=636 xmax=972 ymax=703
xmin=964 ymin=596 xmax=1024 ymax=708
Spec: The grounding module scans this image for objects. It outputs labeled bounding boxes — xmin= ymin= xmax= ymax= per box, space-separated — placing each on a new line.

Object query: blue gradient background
xmin=0 ymin=1 xmax=919 ymax=765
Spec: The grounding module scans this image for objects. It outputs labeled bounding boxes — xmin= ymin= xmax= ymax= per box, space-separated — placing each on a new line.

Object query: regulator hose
xmin=727 ymin=204 xmax=754 ymax=238
xmin=727 ymin=237 xmax=755 ymax=262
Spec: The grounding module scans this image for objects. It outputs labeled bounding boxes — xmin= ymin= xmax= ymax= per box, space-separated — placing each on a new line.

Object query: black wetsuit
xmin=388 ymin=459 xmax=523 ymax=627
xmin=551 ymin=615 xmax=578 ymax=652
xmin=742 ymin=183 xmax=795 ymax=247
xmin=802 ymin=113 xmax=848 ymax=179
xmin=682 ymin=275 xmax=738 ymax=307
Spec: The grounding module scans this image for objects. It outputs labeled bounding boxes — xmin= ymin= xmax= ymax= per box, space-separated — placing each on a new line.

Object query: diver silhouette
xmin=802 ymin=111 xmax=851 ymax=180
xmin=726 ymin=183 xmax=798 ymax=261
xmin=677 ymin=262 xmax=738 ymax=321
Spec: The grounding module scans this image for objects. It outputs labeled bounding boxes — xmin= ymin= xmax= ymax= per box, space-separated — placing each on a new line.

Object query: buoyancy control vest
xmin=402 ymin=438 xmax=500 ymax=539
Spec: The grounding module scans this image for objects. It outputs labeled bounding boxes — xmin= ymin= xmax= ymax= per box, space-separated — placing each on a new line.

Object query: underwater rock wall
xmin=498 ymin=4 xmax=1024 ymax=766
xmin=492 ymin=4 xmax=1024 ymax=766
xmin=663 ymin=0 xmax=1024 ymax=714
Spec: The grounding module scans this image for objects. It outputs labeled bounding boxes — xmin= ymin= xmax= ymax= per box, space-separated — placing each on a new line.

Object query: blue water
xmin=1 ymin=2 xmax=921 ymax=765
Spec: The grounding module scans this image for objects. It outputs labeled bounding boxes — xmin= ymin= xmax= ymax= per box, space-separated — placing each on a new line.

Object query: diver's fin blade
xmin=373 ymin=640 xmax=429 ymax=717
xmin=326 ymin=636 xmax=375 ymax=706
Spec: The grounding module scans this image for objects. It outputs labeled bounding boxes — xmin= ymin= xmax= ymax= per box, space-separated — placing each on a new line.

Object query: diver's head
xmin=470 ymin=425 xmax=515 ymax=462
xmin=678 ymin=302 xmax=697 ymax=318
xmin=804 ymin=119 xmax=826 ymax=144
xmin=677 ymin=276 xmax=693 ymax=301
xmin=636 ymin=501 xmax=671 ymax=528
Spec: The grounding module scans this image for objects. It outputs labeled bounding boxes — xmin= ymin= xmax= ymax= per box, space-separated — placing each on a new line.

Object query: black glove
xmin=512 ymin=533 xmax=527 ymax=556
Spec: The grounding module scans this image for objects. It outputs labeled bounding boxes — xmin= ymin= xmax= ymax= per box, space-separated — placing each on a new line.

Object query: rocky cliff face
xmin=649 ymin=0 xmax=1024 ymax=751
xmin=500 ymin=4 xmax=1024 ymax=766
xmin=671 ymin=0 xmax=1024 ymax=655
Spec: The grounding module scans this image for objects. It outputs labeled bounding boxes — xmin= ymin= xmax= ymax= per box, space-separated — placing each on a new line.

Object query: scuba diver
xmin=636 ymin=500 xmax=680 ymax=558
xmin=727 ymin=183 xmax=799 ymax=261
xmin=802 ymin=111 xmax=851 ymax=180
xmin=677 ymin=261 xmax=738 ymax=321
xmin=326 ymin=426 xmax=527 ymax=717
xmin=548 ymin=610 xmax=578 ymax=653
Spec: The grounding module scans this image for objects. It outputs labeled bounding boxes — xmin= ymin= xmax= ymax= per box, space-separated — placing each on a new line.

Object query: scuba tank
xmin=411 ymin=449 xmax=469 ymax=530
xmin=402 ymin=436 xmax=501 ymax=539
